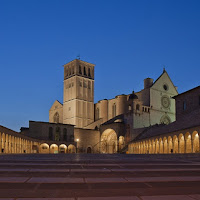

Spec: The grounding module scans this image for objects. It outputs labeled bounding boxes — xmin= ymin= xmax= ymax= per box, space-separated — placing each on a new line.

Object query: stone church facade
xmin=50 ymin=59 xmax=178 ymax=130
xmin=47 ymin=59 xmax=178 ymax=153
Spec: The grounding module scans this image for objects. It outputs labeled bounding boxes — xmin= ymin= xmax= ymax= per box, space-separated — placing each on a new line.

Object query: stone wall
xmin=27 ymin=121 xmax=74 ymax=141
xmin=175 ymin=86 xmax=200 ymax=121
xmin=74 ymin=128 xmax=100 ymax=153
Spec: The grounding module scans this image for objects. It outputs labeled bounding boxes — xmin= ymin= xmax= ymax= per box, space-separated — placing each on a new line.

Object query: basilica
xmin=0 ymin=59 xmax=199 ymax=154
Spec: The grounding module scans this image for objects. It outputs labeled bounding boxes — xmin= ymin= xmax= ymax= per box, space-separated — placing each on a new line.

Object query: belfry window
xmin=65 ymin=69 xmax=68 ymax=77
xmin=79 ymin=66 xmax=82 ymax=74
xmin=88 ymin=68 xmax=91 ymax=77
xmin=136 ymin=104 xmax=140 ymax=111
xmin=84 ymin=67 xmax=87 ymax=76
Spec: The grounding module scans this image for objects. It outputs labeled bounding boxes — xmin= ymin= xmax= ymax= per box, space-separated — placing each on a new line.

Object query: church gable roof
xmin=49 ymin=100 xmax=63 ymax=111
xmin=151 ymin=69 xmax=178 ymax=95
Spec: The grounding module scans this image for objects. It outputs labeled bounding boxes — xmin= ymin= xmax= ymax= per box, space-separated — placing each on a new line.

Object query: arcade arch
xmin=39 ymin=143 xmax=49 ymax=153
xmin=101 ymin=129 xmax=118 ymax=154
xmin=192 ymin=131 xmax=199 ymax=153
xmin=128 ymin=130 xmax=200 ymax=154
xmin=50 ymin=144 xmax=58 ymax=154
xmin=68 ymin=144 xmax=76 ymax=153
xmin=59 ymin=144 xmax=67 ymax=153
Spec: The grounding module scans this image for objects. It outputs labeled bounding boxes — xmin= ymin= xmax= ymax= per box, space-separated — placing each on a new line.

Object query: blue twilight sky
xmin=0 ymin=0 xmax=200 ymax=132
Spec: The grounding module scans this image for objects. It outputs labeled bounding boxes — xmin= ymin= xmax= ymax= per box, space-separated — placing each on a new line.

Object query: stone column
xmin=191 ymin=139 xmax=194 ymax=153
xmin=178 ymin=140 xmax=180 ymax=153
xmin=184 ymin=139 xmax=187 ymax=153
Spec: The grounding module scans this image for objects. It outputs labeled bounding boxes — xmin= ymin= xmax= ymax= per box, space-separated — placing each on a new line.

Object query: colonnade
xmin=129 ymin=131 xmax=200 ymax=154
xmin=39 ymin=143 xmax=76 ymax=153
xmin=0 ymin=132 xmax=38 ymax=153
xmin=0 ymin=132 xmax=76 ymax=154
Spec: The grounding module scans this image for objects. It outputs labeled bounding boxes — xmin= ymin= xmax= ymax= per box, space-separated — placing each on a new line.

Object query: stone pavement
xmin=0 ymin=154 xmax=200 ymax=200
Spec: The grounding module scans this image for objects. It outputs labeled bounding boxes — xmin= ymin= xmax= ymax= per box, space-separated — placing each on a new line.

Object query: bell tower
xmin=63 ymin=59 xmax=95 ymax=128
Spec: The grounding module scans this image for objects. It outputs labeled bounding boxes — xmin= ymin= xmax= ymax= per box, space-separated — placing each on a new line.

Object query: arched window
xmin=49 ymin=127 xmax=53 ymax=140
xmin=88 ymin=68 xmax=91 ymax=77
xmin=65 ymin=68 xmax=68 ymax=77
xmin=183 ymin=101 xmax=187 ymax=111
xmin=63 ymin=128 xmax=67 ymax=141
xmin=84 ymin=67 xmax=87 ymax=76
xmin=136 ymin=104 xmax=140 ymax=111
xmin=70 ymin=135 xmax=74 ymax=142
xmin=95 ymin=108 xmax=99 ymax=120
xmin=79 ymin=66 xmax=82 ymax=74
xmin=53 ymin=112 xmax=59 ymax=123
xmin=112 ymin=103 xmax=116 ymax=117
xmin=55 ymin=127 xmax=60 ymax=141
xmin=72 ymin=66 xmax=74 ymax=74
xmin=69 ymin=68 xmax=71 ymax=75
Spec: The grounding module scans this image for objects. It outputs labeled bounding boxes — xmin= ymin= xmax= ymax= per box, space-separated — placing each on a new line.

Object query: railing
xmin=92 ymin=141 xmax=102 ymax=153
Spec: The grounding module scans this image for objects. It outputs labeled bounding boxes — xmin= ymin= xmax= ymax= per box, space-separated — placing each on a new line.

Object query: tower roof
xmin=63 ymin=59 xmax=95 ymax=67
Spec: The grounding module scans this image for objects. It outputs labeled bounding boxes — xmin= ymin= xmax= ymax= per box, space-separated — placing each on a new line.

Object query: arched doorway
xmin=101 ymin=129 xmax=118 ymax=154
xmin=87 ymin=147 xmax=92 ymax=153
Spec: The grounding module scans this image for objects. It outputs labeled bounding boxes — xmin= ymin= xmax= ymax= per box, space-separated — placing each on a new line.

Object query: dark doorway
xmin=87 ymin=147 xmax=92 ymax=153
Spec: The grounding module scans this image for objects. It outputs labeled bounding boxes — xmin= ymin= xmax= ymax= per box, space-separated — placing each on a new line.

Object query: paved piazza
xmin=0 ymin=154 xmax=200 ymax=200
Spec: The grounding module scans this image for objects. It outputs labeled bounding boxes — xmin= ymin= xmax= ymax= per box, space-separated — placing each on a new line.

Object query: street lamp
xmin=76 ymin=139 xmax=79 ymax=153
